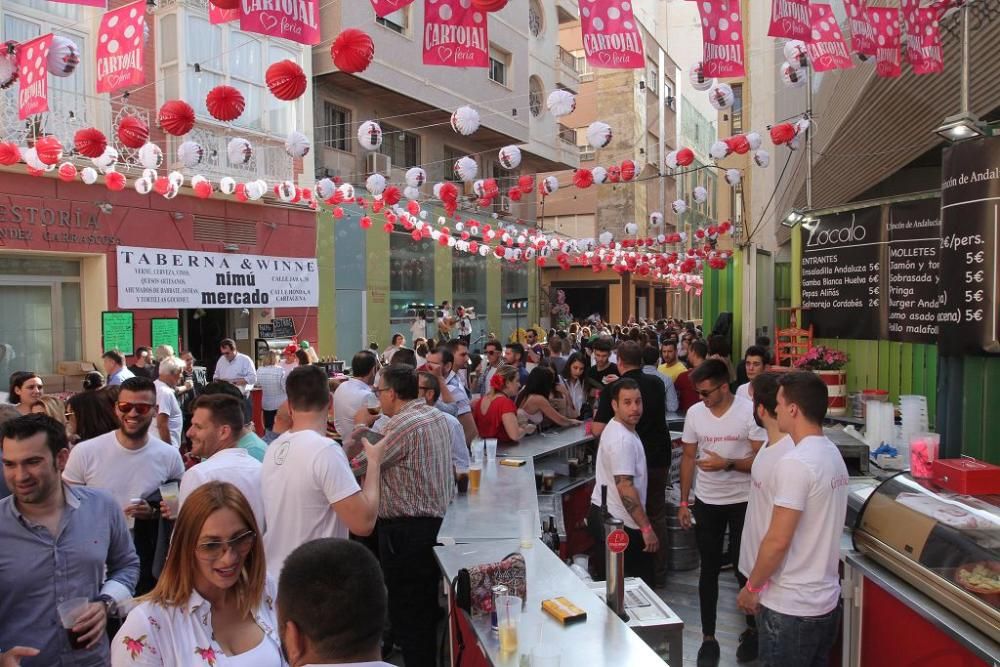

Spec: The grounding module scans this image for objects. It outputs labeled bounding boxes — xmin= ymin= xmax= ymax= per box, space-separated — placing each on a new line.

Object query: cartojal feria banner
xmin=116 ymin=246 xmax=318 ymax=309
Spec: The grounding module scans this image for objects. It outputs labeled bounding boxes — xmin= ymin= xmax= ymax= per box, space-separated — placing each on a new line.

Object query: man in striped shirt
xmin=350 ymin=365 xmax=453 ymax=667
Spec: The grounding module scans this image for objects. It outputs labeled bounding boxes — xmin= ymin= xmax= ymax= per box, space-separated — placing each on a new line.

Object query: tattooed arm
xmin=614 ymin=474 xmax=660 ymax=552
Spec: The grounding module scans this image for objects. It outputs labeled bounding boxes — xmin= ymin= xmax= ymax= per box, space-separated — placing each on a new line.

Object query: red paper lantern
xmin=105 ymin=171 xmax=126 ymax=191
xmin=0 ymin=142 xmax=19 ymax=166
xmin=34 ymin=136 xmax=63 ymax=165
xmin=208 ymin=0 xmax=239 ymax=9
xmin=727 ymin=134 xmax=751 ymax=155
xmin=333 ymin=206 xmax=344 ymax=219
xmin=383 ymin=222 xmax=394 ymax=233
xmin=74 ymin=128 xmax=107 ymax=158
xmin=620 ymin=160 xmax=636 ymax=182
xmin=607 ymin=166 xmax=621 ymax=183
xmin=235 ymin=183 xmax=249 ymax=202
xmin=58 ymin=163 xmax=77 ymax=182
xmin=194 ymin=180 xmax=213 ymax=198
xmin=483 ymin=178 xmax=499 ymax=199
xmin=411 ymin=230 xmax=421 ymax=241
xmin=331 ymin=29 xmax=374 ymax=74
xmin=517 ymin=174 xmax=534 ymax=194
xmin=158 ymin=100 xmax=196 ymax=137
xmin=770 ymin=123 xmax=798 ymax=146
xmin=508 ymin=186 xmax=522 ymax=202
xmin=153 ymin=177 xmax=170 ymax=195
xmin=407 ymin=200 xmax=420 ymax=215
xmin=206 ymin=85 xmax=246 ymax=122
xmin=266 ymin=60 xmax=307 ymax=101
xmin=383 ymin=186 xmax=402 ymax=206
xmin=438 ymin=182 xmax=458 ymax=204
xmin=359 ymin=216 xmax=372 ymax=229
xmin=117 ymin=115 xmax=149 ymax=149
xmin=472 ymin=0 xmax=508 ymax=10
xmin=676 ymin=147 xmax=695 ymax=167
xmin=372 ymin=200 xmax=384 ymax=213
xmin=573 ymin=169 xmax=594 ymax=189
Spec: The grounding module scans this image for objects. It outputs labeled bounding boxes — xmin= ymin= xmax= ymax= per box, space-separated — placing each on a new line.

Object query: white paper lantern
xmin=753 ymin=149 xmax=771 ymax=168
xmin=546 ymin=89 xmax=576 ymax=117
xmin=405 ymin=167 xmax=427 ymax=188
xmin=0 ymin=51 xmax=16 ymax=90
xmin=357 ymin=120 xmax=383 ymax=151
xmin=246 ymin=181 xmax=265 ymax=201
xmin=219 ymin=177 xmax=236 ymax=195
xmin=781 ymin=62 xmax=806 ymax=88
xmin=671 ymin=199 xmax=688 ymax=214
xmin=473 ymin=179 xmax=486 ymax=197
xmin=93 ymin=146 xmax=119 ymax=172
xmin=592 ymin=166 xmax=608 ymax=184
xmin=709 ymin=83 xmax=735 ymax=111
xmin=478 ymin=245 xmax=490 ymax=257
xmin=454 ymin=156 xmax=478 ymax=182
xmin=277 ymin=181 xmax=296 ymax=202
xmin=190 ymin=174 xmax=207 ymax=188
xmin=432 ymin=182 xmax=444 ymax=199
xmin=450 ymin=105 xmax=480 ymax=135
xmin=140 ymin=168 xmax=155 ymax=182
xmin=649 ymin=211 xmax=664 ymax=227
xmin=746 ymin=131 xmax=762 ymax=151
xmin=498 ymin=145 xmax=522 ymax=170
xmin=656 ymin=234 xmax=666 ymax=244
xmin=541 ymin=175 xmax=559 ymax=195
xmin=284 ymin=131 xmax=311 ymax=158
xmin=339 ymin=183 xmax=355 ymax=200
xmin=167 ymin=171 xmax=184 ymax=188
xmin=789 ymin=135 xmax=802 ymax=151
xmin=624 ymin=222 xmax=638 ymax=235
xmin=693 ymin=186 xmax=708 ymax=203
xmin=22 ymin=147 xmax=46 ymax=171
xmin=598 ymin=231 xmax=614 ymax=246
xmin=80 ymin=166 xmax=98 ymax=185
xmin=710 ymin=140 xmax=730 ymax=161
xmin=365 ymin=173 xmax=386 ymax=197
xmin=689 ymin=62 xmax=714 ymax=91
xmin=725 ymin=168 xmax=742 ymax=186
xmin=177 ymin=140 xmax=204 ymax=168
xmin=665 ymin=151 xmax=679 ymax=170
xmin=316 ymin=177 xmax=336 ymax=200
xmin=404 ymin=186 xmax=420 ymax=200
xmin=796 ymin=117 xmax=811 ymax=134
xmin=164 ymin=181 xmax=179 ymax=199
xmin=134 ymin=177 xmax=152 ymax=194
xmin=586 ymin=121 xmax=613 ymax=149
xmin=47 ymin=36 xmax=80 ymax=77
xmin=784 ymin=40 xmax=809 ymax=68
xmin=227 ymin=138 xmax=253 ymax=165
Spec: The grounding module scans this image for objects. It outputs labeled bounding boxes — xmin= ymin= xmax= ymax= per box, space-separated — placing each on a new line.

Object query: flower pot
xmin=815 ymin=369 xmax=848 ymax=416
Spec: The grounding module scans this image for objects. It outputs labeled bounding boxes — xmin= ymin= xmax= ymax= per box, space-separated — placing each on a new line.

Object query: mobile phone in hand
xmin=362 ymin=429 xmax=384 ymax=445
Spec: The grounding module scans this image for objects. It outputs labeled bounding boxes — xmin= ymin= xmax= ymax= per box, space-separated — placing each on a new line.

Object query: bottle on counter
xmin=545 ymin=516 xmax=561 ymax=554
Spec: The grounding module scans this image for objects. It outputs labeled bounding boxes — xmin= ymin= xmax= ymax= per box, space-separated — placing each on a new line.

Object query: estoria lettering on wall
xmin=116 ymin=246 xmax=319 ymax=309
xmin=0 ymin=204 xmax=123 ymax=245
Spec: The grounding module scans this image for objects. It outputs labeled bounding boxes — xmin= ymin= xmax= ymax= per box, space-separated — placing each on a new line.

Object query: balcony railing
xmin=558 ymin=123 xmax=576 ymax=145
xmin=558 ymin=47 xmax=579 ymax=72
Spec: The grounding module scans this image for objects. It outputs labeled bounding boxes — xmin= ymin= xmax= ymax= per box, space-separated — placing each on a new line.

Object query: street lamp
xmin=935 ymin=1 xmax=988 ymax=142
xmin=782 ymin=208 xmax=806 ymax=228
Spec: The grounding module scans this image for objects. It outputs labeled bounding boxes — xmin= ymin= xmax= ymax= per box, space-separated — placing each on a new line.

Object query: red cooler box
xmin=932 ymin=458 xmax=1000 ymax=495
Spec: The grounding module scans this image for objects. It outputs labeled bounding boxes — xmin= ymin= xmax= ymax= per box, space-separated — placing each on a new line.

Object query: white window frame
xmin=489 ymin=45 xmax=510 ymax=88
xmin=571 ymin=50 xmax=593 ymax=81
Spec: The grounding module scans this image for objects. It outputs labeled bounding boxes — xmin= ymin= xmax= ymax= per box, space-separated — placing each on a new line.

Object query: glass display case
xmin=854 ymin=472 xmax=1000 ymax=643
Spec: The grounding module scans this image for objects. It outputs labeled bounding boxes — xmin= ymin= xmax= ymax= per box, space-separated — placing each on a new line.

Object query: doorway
xmin=556 ymin=285 xmax=609 ymax=323
xmin=183 ymin=309 xmax=228 ymax=380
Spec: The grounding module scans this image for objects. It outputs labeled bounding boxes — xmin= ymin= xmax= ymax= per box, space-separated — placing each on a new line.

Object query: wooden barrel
xmin=666 ymin=502 xmax=699 ymax=571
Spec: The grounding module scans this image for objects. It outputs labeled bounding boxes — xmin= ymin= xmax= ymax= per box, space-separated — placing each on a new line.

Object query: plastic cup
xmin=159 ymin=482 xmax=179 ymax=517
xmin=496 ymin=594 xmax=522 ymax=654
xmin=532 ymin=643 xmax=561 ymax=667
xmin=455 ymin=468 xmax=469 ymax=494
xmin=366 ymin=393 xmax=381 ymax=416
xmin=57 ymin=597 xmax=90 ymax=650
xmin=518 ymin=509 xmax=534 ymax=548
xmin=125 ymin=497 xmax=143 ymax=530
xmin=485 ymin=438 xmax=498 ymax=461
xmin=471 ymin=438 xmax=485 ymax=463
xmin=542 ymin=470 xmax=556 ymax=492
xmin=469 ymin=461 xmax=482 ymax=491
xmin=910 ymin=433 xmax=940 ymax=479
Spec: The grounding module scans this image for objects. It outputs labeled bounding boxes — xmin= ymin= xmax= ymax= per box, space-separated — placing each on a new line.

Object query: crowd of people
xmin=0 ymin=316 xmax=848 ymax=667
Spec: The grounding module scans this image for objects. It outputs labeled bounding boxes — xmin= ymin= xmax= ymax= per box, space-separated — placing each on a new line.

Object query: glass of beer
xmin=366 ymin=393 xmax=381 ymax=416
xmin=469 ymin=461 xmax=482 ymax=491
xmin=496 ymin=594 xmax=522 ymax=654
xmin=58 ymin=597 xmax=90 ymax=650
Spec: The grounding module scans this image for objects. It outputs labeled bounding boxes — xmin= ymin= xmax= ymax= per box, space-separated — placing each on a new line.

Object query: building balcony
xmin=558 ymin=123 xmax=576 ymax=146
xmin=556 ymin=46 xmax=581 ymax=94
xmin=555 ymin=0 xmax=580 ymax=23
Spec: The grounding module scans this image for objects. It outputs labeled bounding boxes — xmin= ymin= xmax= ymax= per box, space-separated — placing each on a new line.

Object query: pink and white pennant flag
xmin=370 ymin=0 xmax=417 ymax=18
xmin=844 ymin=0 xmax=876 ymax=57
xmin=768 ymin=0 xmax=811 ymax=42
xmin=422 ymin=0 xmax=489 ymax=67
xmin=210 ymin=5 xmax=239 ymax=24
xmin=95 ymin=1 xmax=146 ymax=93
xmin=806 ymin=4 xmax=852 ymax=71
xmin=17 ymin=33 xmax=52 ymax=120
xmin=868 ymin=6 xmax=901 ymax=78
xmin=910 ymin=7 xmax=944 ymax=75
xmin=697 ymin=0 xmax=745 ymax=78
xmin=579 ymin=0 xmax=645 ymax=69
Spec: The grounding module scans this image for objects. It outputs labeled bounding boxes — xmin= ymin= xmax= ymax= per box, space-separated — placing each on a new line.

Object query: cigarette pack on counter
xmin=541 ymin=597 xmax=587 ymax=625
xmin=500 ymin=458 xmax=526 ymax=467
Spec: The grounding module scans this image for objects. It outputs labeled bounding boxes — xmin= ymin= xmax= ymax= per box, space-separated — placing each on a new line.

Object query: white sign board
xmin=116 ymin=246 xmax=319 ymax=309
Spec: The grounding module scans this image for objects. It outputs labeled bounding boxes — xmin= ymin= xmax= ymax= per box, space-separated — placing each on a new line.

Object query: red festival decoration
xmin=240 ymin=0 xmax=320 ymax=46
xmin=73 ymin=127 xmax=107 ymax=158
xmin=158 ymin=100 xmax=195 ymax=136
xmin=331 ymin=29 xmax=375 ymax=74
xmin=58 ymin=162 xmax=77 ymax=181
xmin=676 ymin=147 xmax=695 ymax=166
xmin=422 ymin=0 xmax=489 ymax=68
xmin=807 ymin=4 xmax=853 ymax=72
xmin=471 ymin=0 xmax=507 ymax=11
xmin=620 ymin=160 xmax=636 ymax=182
xmin=17 ymin=33 xmax=52 ymax=120
xmin=768 ymin=0 xmax=811 ymax=41
xmin=844 ymin=0 xmax=876 ymax=57
xmin=370 ymin=0 xmax=417 ymax=17
xmin=105 ymin=170 xmax=126 ymax=191
xmin=0 ymin=142 xmax=19 ymax=165
xmin=869 ymin=7 xmax=901 ymax=77
xmin=770 ymin=122 xmax=798 ymax=146
xmin=206 ymin=85 xmax=246 ymax=121
xmin=95 ymin=1 xmax=145 ymax=94
xmin=579 ymin=0 xmax=644 ymax=69
xmin=573 ymin=169 xmax=594 ymax=189
xmin=909 ymin=6 xmax=944 ymax=75
xmin=266 ymin=60 xmax=307 ymax=101
xmin=383 ymin=186 xmax=402 ymax=206
xmin=34 ymin=135 xmax=62 ymax=165
xmin=697 ymin=0 xmax=745 ymax=78
xmin=194 ymin=180 xmax=213 ymax=198
xmin=726 ymin=134 xmax=751 ymax=155
xmin=209 ymin=0 xmax=239 ymax=9
xmin=116 ymin=115 xmax=148 ymax=148
xmin=517 ymin=175 xmax=534 ymax=194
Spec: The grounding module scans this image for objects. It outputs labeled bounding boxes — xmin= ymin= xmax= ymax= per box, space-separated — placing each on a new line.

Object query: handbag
xmin=451 ymin=552 xmax=527 ymax=665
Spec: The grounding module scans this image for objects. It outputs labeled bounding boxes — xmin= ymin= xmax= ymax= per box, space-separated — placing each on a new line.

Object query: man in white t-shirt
xmin=262 ymin=364 xmax=384 ymax=578
xmin=214 ymin=338 xmax=258 ymax=398
xmin=331 ymin=350 xmax=377 ymax=439
xmin=736 ymin=373 xmax=794 ymax=662
xmin=735 ymin=345 xmax=770 ymax=402
xmin=588 ymin=378 xmax=659 ymax=588
xmin=160 ymin=394 xmax=265 ymax=532
xmin=678 ymin=359 xmax=765 ymax=667
xmin=154 ymin=356 xmax=184 ymax=447
xmin=64 ymin=375 xmax=184 ymax=593
xmin=738 ymin=371 xmax=849 ymax=666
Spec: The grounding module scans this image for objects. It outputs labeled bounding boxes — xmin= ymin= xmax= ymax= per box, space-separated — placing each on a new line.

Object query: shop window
xmin=2 ymin=12 xmax=87 ymax=112
xmin=489 ymin=46 xmax=510 ymax=87
xmin=647 ymin=65 xmax=658 ymax=96
xmin=453 ymin=251 xmax=487 ymax=339
xmin=390 ymin=232 xmax=435 ymax=319
xmin=379 ymin=123 xmax=419 ymax=169
xmin=321 ymin=102 xmax=351 ymax=152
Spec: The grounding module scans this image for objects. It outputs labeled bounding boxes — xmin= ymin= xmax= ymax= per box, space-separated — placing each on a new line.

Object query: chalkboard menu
xmin=271 ymin=317 xmax=295 ymax=338
xmin=887 ymin=199 xmax=941 ymax=344
xmin=939 ymin=136 xmax=1000 ymax=355
xmin=151 ymin=318 xmax=179 ymax=352
xmin=257 ymin=323 xmax=275 ymax=339
xmin=801 ymin=207 xmax=884 ymax=339
xmin=102 ymin=312 xmax=135 ymax=355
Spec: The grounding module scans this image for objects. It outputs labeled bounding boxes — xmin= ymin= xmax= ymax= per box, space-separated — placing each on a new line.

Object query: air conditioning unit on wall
xmin=366 ymin=152 xmax=391 ymax=176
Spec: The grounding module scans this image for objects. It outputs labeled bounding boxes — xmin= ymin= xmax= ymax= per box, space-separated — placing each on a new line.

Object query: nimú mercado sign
xmin=116 ymin=246 xmax=318 ymax=309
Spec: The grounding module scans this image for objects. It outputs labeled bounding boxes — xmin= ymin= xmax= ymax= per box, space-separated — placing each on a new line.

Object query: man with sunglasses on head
xmin=477 ymin=339 xmax=504 ymax=395
xmin=63 ymin=376 xmax=184 ymax=594
xmin=679 ymin=359 xmax=765 ymax=667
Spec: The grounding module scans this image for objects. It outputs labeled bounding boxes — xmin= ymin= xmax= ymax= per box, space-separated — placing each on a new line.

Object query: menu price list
xmin=887 ymin=199 xmax=941 ymax=344
xmin=801 ymin=209 xmax=883 ymax=340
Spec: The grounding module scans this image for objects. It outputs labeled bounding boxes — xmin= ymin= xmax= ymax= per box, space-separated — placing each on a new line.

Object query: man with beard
xmin=64 ymin=376 xmax=184 ymax=593
xmin=0 ymin=414 xmax=139 ymax=666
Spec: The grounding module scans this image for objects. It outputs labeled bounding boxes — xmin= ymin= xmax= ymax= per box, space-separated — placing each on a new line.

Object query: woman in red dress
xmin=472 ymin=365 xmax=534 ymax=443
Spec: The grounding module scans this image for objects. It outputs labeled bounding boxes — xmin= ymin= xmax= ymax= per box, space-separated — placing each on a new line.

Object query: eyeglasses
xmin=116 ymin=402 xmax=155 ymax=415
xmin=195 ymin=530 xmax=256 ymax=561
xmin=696 ymin=383 xmax=726 ymax=398
xmin=418 ymin=385 xmax=433 ymax=393
xmin=372 ymin=387 xmax=389 ymax=394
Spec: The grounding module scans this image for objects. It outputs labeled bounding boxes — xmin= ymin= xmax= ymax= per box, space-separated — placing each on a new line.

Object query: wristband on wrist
xmin=640 ymin=524 xmax=654 ymax=535
xmin=746 ymin=580 xmax=768 ymax=594
xmin=679 ymin=501 xmax=689 ymax=508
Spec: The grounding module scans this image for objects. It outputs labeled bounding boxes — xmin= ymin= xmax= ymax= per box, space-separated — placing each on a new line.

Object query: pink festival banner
xmin=422 ymin=0 xmax=489 ymax=68
xmin=768 ymin=0 xmax=811 ymax=42
xmin=697 ymin=0 xmax=745 ymax=78
xmin=579 ymin=0 xmax=644 ymax=69
xmin=806 ymin=4 xmax=852 ymax=72
xmin=868 ymin=7 xmax=901 ymax=78
xmin=844 ymin=0 xmax=876 ymax=57
xmin=210 ymin=4 xmax=239 ymax=24
xmin=240 ymin=0 xmax=320 ymax=46
xmin=17 ymin=33 xmax=52 ymax=120
xmin=370 ymin=0 xmax=417 ymax=18
xmin=910 ymin=7 xmax=944 ymax=75
xmin=96 ymin=1 xmax=145 ymax=94
xmin=48 ymin=0 xmax=107 ymax=7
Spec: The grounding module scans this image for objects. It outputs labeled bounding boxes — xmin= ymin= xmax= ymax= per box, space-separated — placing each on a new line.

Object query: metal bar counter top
xmin=496 ymin=425 xmax=594 ymax=461
xmin=434 ymin=538 xmax=666 ymax=666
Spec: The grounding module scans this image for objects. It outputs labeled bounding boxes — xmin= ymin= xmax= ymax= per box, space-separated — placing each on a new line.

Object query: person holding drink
xmin=472 ymin=365 xmax=535 ymax=444
xmin=0 ymin=414 xmax=139 ymax=666
xmin=417 ymin=372 xmax=470 ymax=492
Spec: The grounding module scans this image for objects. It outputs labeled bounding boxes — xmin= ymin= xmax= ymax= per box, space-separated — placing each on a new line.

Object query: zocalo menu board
xmin=938 ymin=136 xmax=1000 ymax=355
xmin=887 ymin=198 xmax=941 ymax=345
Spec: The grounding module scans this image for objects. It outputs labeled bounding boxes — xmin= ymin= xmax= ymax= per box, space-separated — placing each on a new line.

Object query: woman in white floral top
xmin=112 ymin=482 xmax=284 ymax=666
